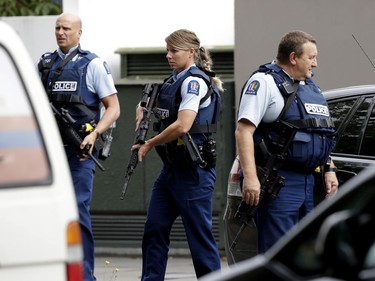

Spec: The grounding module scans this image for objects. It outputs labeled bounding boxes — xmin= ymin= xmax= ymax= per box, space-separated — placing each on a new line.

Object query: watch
xmin=324 ymin=156 xmax=331 ymax=171
xmin=327 ymin=166 xmax=337 ymax=172
xmin=324 ymin=156 xmax=337 ymax=172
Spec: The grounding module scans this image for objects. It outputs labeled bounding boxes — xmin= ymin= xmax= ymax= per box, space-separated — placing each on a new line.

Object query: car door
xmin=328 ymin=92 xmax=375 ymax=184
xmin=201 ymin=165 xmax=375 ymax=281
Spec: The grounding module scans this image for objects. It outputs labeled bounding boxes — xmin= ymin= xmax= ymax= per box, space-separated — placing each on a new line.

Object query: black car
xmin=202 ymin=163 xmax=375 ymax=281
xmin=223 ymin=85 xmax=375 ymax=265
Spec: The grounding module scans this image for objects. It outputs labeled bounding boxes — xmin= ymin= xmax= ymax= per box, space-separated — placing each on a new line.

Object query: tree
xmin=0 ymin=0 xmax=62 ymax=16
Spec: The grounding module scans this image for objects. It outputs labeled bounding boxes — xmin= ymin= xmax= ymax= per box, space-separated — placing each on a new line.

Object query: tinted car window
xmin=329 ymin=98 xmax=356 ymax=133
xmin=361 ymin=102 xmax=375 ymax=156
xmin=330 ymin=95 xmax=375 ymax=156
xmin=0 ymin=46 xmax=51 ymax=187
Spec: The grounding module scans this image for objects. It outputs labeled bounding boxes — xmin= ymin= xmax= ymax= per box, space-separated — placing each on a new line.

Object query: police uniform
xmin=238 ymin=63 xmax=336 ymax=253
xmin=141 ymin=65 xmax=221 ymax=280
xmin=38 ymin=45 xmax=117 ymax=281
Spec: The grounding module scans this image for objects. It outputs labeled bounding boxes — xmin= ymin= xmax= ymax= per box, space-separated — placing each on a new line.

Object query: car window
xmin=330 ymin=96 xmax=375 ymax=156
xmin=360 ymin=102 xmax=375 ymax=156
xmin=0 ymin=45 xmax=51 ymax=188
xmin=329 ymin=98 xmax=356 ymax=131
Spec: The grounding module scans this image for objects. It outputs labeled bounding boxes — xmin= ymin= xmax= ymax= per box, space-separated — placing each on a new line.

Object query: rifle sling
xmin=189 ymin=80 xmax=217 ymax=134
xmin=276 ymin=82 xmax=299 ymax=121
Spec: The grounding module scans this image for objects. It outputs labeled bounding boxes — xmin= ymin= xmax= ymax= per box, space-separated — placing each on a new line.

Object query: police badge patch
xmin=187 ymin=80 xmax=200 ymax=96
xmin=245 ymin=80 xmax=260 ymax=95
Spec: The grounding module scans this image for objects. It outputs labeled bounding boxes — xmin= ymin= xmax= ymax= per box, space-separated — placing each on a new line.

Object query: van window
xmin=0 ymin=46 xmax=51 ymax=187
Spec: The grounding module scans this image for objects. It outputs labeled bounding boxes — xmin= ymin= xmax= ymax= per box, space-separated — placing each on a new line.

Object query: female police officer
xmin=133 ymin=29 xmax=223 ymax=280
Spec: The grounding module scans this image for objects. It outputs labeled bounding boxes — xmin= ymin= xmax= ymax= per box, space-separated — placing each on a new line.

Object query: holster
xmin=155 ymin=144 xmax=174 ymax=165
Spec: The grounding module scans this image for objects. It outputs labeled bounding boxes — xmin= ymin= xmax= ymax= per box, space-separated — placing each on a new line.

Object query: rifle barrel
xmin=120 ymin=83 xmax=161 ymax=200
xmin=87 ymin=150 xmax=105 ymax=171
xmin=120 ymin=149 xmax=138 ymax=199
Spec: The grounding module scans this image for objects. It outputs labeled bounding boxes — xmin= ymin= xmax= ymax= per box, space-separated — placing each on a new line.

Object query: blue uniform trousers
xmin=67 ymin=147 xmax=96 ymax=281
xmin=255 ymin=169 xmax=315 ymax=253
xmin=141 ymin=163 xmax=221 ymax=280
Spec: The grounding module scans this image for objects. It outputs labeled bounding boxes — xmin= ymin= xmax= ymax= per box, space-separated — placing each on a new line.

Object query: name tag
xmin=156 ymin=108 xmax=169 ymax=119
xmin=304 ymin=103 xmax=329 ymax=116
xmin=52 ymin=81 xmax=77 ymax=91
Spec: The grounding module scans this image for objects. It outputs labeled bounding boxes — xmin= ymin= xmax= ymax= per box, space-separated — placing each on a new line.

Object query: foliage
xmin=0 ymin=0 xmax=62 ymax=16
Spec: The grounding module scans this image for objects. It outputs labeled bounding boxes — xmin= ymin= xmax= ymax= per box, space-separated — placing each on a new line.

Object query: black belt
xmin=281 ymin=164 xmax=317 ymax=175
xmin=288 ymin=118 xmax=335 ymax=129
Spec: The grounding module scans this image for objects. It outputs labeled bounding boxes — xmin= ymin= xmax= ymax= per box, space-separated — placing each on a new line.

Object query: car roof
xmin=323 ymin=84 xmax=375 ymax=100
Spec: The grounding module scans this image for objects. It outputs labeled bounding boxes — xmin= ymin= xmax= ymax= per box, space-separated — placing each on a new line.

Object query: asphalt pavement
xmin=94 ymin=248 xmax=229 ymax=281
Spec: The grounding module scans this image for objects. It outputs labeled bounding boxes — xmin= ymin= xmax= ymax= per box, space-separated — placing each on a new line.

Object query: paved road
xmin=94 ymin=249 xmax=229 ymax=281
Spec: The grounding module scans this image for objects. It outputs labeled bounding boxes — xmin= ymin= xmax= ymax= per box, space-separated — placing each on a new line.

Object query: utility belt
xmin=155 ymin=133 xmax=217 ymax=170
xmin=281 ymin=163 xmax=318 ymax=175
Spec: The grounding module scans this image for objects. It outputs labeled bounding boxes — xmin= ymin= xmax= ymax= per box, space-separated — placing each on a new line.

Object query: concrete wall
xmin=235 ymin=0 xmax=375 ymax=105
xmin=0 ymin=16 xmax=57 ymax=64
xmin=1 ymin=0 xmax=234 ymax=81
xmin=4 ymin=0 xmax=374 ymax=100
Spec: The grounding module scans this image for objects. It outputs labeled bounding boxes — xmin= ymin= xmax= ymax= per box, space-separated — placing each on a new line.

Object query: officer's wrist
xmin=93 ymin=129 xmax=100 ymax=138
xmin=324 ymin=156 xmax=332 ymax=171
xmin=326 ymin=166 xmax=337 ymax=173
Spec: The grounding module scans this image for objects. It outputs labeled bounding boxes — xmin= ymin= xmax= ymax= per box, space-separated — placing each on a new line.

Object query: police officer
xmin=38 ymin=13 xmax=120 ymax=281
xmin=236 ymin=30 xmax=339 ymax=253
xmin=133 ymin=29 xmax=223 ymax=280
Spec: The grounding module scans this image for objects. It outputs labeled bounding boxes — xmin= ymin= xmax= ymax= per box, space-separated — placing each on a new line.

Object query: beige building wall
xmin=235 ymin=0 xmax=375 ymax=105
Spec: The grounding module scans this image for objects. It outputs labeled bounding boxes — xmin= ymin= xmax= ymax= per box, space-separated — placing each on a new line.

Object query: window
xmin=329 ymin=95 xmax=375 ymax=156
xmin=0 ymin=46 xmax=51 ymax=187
xmin=115 ymin=47 xmax=234 ymax=81
xmin=360 ymin=102 xmax=375 ymax=156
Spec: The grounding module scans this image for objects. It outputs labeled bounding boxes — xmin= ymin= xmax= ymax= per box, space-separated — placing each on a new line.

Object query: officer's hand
xmin=135 ymin=104 xmax=144 ymax=131
xmin=79 ymin=132 xmax=97 ymax=161
xmin=242 ymin=177 xmax=261 ymax=206
xmin=131 ymin=140 xmax=152 ymax=162
xmin=324 ymin=171 xmax=339 ymax=198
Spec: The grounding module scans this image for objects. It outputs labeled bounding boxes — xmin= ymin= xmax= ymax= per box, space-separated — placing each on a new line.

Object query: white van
xmin=0 ymin=21 xmax=83 ymax=281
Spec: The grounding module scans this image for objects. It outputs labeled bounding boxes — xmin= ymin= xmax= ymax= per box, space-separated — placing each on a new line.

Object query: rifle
xmin=120 ymin=83 xmax=161 ymax=200
xmin=230 ymin=121 xmax=297 ymax=251
xmin=50 ymin=103 xmax=105 ymax=171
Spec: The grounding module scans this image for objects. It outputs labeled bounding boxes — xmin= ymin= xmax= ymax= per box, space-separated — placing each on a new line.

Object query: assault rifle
xmin=120 ymin=83 xmax=161 ymax=200
xmin=50 ymin=103 xmax=105 ymax=171
xmin=230 ymin=121 xmax=297 ymax=251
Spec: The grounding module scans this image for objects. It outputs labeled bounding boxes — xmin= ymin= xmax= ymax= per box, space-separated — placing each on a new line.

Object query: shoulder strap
xmin=255 ymin=66 xmax=299 ymax=121
xmin=48 ymin=48 xmax=79 ymax=96
xmin=45 ymin=48 xmax=97 ymax=120
xmin=269 ymin=73 xmax=299 ymax=121
xmin=238 ymin=67 xmax=299 ymax=122
xmin=38 ymin=51 xmax=58 ymax=90
xmin=277 ymin=83 xmax=299 ymax=121
xmin=200 ymin=79 xmax=214 ymax=105
xmin=189 ymin=79 xmax=219 ymax=134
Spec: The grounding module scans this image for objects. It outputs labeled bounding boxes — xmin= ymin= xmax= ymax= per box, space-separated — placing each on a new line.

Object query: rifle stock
xmin=120 ymin=83 xmax=161 ymax=200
